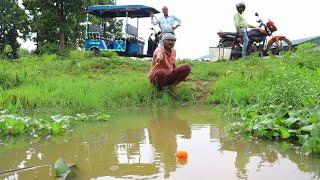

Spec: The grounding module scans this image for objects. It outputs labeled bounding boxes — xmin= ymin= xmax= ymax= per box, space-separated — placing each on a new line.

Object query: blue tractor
xmin=84 ymin=5 xmax=160 ymax=57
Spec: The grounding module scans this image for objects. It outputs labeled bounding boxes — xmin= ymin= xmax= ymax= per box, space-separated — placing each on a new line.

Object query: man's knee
xmin=180 ymin=64 xmax=191 ymax=75
xmin=151 ymin=69 xmax=168 ymax=88
xmin=154 ymin=69 xmax=167 ymax=80
xmin=184 ymin=64 xmax=191 ymax=74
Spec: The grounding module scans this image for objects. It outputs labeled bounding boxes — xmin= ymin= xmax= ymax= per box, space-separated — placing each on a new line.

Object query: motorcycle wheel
xmin=267 ymin=37 xmax=293 ymax=56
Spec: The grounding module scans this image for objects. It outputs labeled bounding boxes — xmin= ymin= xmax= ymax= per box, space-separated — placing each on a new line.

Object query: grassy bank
xmin=0 ymin=51 xmax=241 ymax=112
xmin=1 ymin=44 xmax=320 ymax=154
xmin=210 ymin=43 xmax=320 ymax=154
xmin=0 ymin=52 xmax=193 ymax=112
xmin=0 ymin=50 xmax=222 ymax=138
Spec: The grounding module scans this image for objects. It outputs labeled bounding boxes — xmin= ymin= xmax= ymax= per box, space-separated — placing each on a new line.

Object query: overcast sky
xmin=117 ymin=0 xmax=320 ymax=59
xmin=20 ymin=0 xmax=320 ymax=59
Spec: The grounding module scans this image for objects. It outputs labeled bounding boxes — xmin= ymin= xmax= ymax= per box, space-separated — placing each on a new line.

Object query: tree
xmin=89 ymin=0 xmax=123 ymax=39
xmin=0 ymin=0 xmax=29 ymax=59
xmin=23 ymin=0 xmax=122 ymax=54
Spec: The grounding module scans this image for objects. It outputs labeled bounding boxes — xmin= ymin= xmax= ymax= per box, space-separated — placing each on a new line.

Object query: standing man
xmin=150 ymin=6 xmax=181 ymax=34
xmin=234 ymin=2 xmax=256 ymax=58
xmin=148 ymin=33 xmax=191 ymax=91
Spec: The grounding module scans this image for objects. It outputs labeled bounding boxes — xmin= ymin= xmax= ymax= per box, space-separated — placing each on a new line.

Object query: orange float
xmin=176 ymin=150 xmax=188 ymax=160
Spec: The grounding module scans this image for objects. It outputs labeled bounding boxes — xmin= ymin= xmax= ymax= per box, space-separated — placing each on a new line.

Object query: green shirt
xmin=234 ymin=12 xmax=248 ymax=28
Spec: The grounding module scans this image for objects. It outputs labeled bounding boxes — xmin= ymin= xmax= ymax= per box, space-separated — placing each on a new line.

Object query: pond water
xmin=0 ymin=106 xmax=320 ymax=180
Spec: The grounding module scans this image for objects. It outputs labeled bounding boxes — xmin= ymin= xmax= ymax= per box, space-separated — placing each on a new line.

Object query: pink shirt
xmin=148 ymin=47 xmax=176 ymax=80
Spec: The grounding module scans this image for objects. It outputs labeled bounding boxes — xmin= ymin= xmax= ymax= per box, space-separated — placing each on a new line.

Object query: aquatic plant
xmin=0 ymin=110 xmax=111 ymax=138
xmin=210 ymin=43 xmax=320 ymax=154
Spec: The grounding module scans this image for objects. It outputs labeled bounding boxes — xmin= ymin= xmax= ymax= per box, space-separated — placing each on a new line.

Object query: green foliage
xmin=69 ymin=50 xmax=92 ymax=60
xmin=100 ymin=50 xmax=119 ymax=58
xmin=209 ymin=44 xmax=320 ymax=154
xmin=22 ymin=0 xmax=122 ymax=54
xmin=0 ymin=55 xmax=197 ymax=112
xmin=0 ymin=111 xmax=111 ymax=137
xmin=211 ymin=56 xmax=320 ymax=108
xmin=0 ymin=44 xmax=319 ymax=154
xmin=295 ymin=42 xmax=316 ymax=54
xmin=290 ymin=43 xmax=320 ymax=71
xmin=0 ymin=70 xmax=24 ymax=90
xmin=18 ymin=48 xmax=32 ymax=58
xmin=37 ymin=43 xmax=60 ymax=55
xmin=2 ymin=45 xmax=13 ymax=59
xmin=88 ymin=0 xmax=123 ymax=39
xmin=0 ymin=0 xmax=29 ymax=59
xmin=51 ymin=122 xmax=62 ymax=134
xmin=302 ymin=124 xmax=320 ymax=154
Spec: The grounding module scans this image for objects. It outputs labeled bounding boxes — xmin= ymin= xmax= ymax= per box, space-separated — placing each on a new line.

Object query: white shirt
xmin=151 ymin=15 xmax=181 ymax=33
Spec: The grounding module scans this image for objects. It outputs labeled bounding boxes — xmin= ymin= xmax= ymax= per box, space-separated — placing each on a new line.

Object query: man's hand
xmin=173 ymin=25 xmax=180 ymax=30
xmin=156 ymin=58 xmax=161 ymax=64
xmin=156 ymin=56 xmax=162 ymax=65
xmin=155 ymin=53 xmax=163 ymax=65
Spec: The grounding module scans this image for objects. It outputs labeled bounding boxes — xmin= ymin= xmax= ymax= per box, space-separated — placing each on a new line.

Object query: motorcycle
xmin=147 ymin=28 xmax=161 ymax=56
xmin=217 ymin=13 xmax=293 ymax=59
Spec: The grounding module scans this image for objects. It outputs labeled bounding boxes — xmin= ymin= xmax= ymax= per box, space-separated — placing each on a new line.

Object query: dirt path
xmin=190 ymin=80 xmax=213 ymax=103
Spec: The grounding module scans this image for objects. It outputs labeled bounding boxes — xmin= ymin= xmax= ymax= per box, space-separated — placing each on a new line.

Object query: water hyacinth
xmin=0 ymin=111 xmax=111 ymax=138
xmin=230 ymin=104 xmax=320 ymax=154
xmin=50 ymin=114 xmax=73 ymax=123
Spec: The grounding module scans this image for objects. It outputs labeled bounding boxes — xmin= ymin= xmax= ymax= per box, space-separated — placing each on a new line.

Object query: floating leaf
xmin=54 ymin=157 xmax=70 ymax=178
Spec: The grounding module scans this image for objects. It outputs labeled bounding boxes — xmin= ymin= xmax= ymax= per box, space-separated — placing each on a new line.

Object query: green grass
xmin=0 ymin=111 xmax=111 ymax=138
xmin=0 ymin=51 xmax=203 ymax=112
xmin=209 ymin=43 xmax=320 ymax=154
xmin=1 ymin=44 xmax=320 ymax=154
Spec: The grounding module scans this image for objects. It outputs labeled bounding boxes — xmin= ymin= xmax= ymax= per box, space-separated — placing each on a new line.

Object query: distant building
xmin=196 ymin=54 xmax=213 ymax=61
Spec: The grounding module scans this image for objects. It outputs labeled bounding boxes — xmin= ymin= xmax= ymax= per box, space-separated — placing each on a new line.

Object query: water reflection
xmin=219 ymin=138 xmax=279 ymax=179
xmin=0 ymin=107 xmax=319 ymax=180
xmin=218 ymin=135 xmax=320 ymax=180
xmin=148 ymin=110 xmax=191 ymax=178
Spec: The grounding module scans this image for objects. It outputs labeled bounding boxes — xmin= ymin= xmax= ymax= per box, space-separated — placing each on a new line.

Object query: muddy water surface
xmin=1 ymin=106 xmax=320 ymax=180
